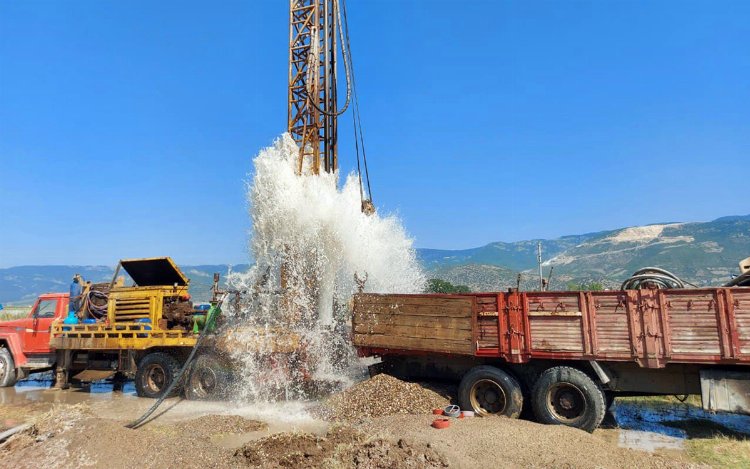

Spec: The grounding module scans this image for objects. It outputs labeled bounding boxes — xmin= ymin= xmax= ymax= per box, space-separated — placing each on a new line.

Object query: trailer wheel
xmin=185 ymin=354 xmax=231 ymax=400
xmin=0 ymin=347 xmax=17 ymax=387
xmin=135 ymin=352 xmax=181 ymax=399
xmin=458 ymin=366 xmax=523 ymax=418
xmin=531 ymin=366 xmax=605 ymax=433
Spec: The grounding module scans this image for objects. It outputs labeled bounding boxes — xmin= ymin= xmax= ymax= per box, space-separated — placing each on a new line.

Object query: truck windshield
xmin=33 ymin=299 xmax=57 ymax=318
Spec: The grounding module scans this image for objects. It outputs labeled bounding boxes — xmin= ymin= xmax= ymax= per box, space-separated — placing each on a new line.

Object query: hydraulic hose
xmin=620 ymin=267 xmax=693 ymax=291
xmin=304 ymin=0 xmax=353 ymax=118
xmin=125 ymin=301 xmax=221 ymax=429
xmin=84 ymin=290 xmax=108 ymax=319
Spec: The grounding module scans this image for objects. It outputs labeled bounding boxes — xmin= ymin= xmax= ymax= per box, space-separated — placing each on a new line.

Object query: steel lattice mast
xmin=288 ymin=0 xmax=338 ymax=175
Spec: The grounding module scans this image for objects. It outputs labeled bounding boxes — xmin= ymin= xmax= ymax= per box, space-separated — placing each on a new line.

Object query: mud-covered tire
xmin=185 ymin=354 xmax=231 ymax=400
xmin=135 ymin=352 xmax=182 ymax=399
xmin=458 ymin=366 xmax=523 ymax=418
xmin=531 ymin=366 xmax=606 ymax=433
xmin=0 ymin=348 xmax=17 ymax=387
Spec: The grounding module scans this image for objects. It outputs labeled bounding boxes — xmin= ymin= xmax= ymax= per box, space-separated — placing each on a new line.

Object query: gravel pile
xmin=317 ymin=374 xmax=450 ymax=421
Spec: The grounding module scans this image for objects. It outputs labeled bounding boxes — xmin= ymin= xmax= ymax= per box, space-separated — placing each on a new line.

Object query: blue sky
xmin=1 ymin=0 xmax=748 ymax=267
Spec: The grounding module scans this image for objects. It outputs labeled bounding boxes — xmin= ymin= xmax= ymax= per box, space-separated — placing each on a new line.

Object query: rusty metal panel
xmin=527 ymin=293 xmax=584 ymax=353
xmin=700 ymin=369 xmax=750 ymax=415
xmin=665 ymin=291 xmax=722 ymax=355
xmin=529 ymin=317 xmax=585 ymax=352
xmin=591 ymin=293 xmax=632 ymax=354
xmin=504 ymin=292 xmax=530 ymax=362
xmin=475 ymin=295 xmax=499 ymax=351
xmin=732 ymin=290 xmax=750 ymax=355
xmin=352 ymin=288 xmax=750 ymax=369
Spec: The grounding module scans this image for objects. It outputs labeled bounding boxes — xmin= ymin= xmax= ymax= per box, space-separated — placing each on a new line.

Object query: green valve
xmin=192 ymin=303 xmax=221 ymax=334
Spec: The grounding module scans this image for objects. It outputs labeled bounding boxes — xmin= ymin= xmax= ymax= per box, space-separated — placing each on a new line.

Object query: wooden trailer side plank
xmin=353 ymin=302 xmax=472 ymax=318
xmin=352 ymin=294 xmax=473 ymax=355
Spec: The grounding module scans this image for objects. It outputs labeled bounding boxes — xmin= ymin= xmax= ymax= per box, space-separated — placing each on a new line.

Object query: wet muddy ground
xmin=2 ymin=378 xmax=750 ymax=468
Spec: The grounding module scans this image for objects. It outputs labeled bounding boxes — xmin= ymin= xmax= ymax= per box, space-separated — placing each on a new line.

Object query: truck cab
xmin=0 ymin=293 xmax=68 ymax=386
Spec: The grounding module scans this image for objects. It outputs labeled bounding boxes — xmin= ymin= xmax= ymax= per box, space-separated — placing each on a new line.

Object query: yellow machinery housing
xmin=50 ymin=257 xmax=198 ymax=350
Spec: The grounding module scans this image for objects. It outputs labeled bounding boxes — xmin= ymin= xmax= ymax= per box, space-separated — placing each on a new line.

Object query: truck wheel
xmin=458 ymin=366 xmax=523 ymax=418
xmin=531 ymin=366 xmax=605 ymax=433
xmin=135 ymin=352 xmax=181 ymax=398
xmin=0 ymin=348 xmax=18 ymax=387
xmin=185 ymin=354 xmax=231 ymax=400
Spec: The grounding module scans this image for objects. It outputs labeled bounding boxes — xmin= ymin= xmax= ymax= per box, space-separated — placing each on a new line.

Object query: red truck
xmin=352 ymin=286 xmax=750 ymax=431
xmin=0 ymin=293 xmax=68 ymax=386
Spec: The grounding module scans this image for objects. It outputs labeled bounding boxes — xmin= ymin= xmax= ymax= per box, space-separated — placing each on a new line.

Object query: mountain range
xmin=1 ymin=215 xmax=748 ymax=305
xmin=420 ymin=215 xmax=750 ymax=291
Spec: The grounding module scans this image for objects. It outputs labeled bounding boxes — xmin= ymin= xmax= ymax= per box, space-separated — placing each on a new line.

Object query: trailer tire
xmin=531 ymin=366 xmax=605 ymax=433
xmin=135 ymin=352 xmax=182 ymax=399
xmin=185 ymin=354 xmax=231 ymax=400
xmin=458 ymin=366 xmax=523 ymax=418
xmin=0 ymin=348 xmax=17 ymax=387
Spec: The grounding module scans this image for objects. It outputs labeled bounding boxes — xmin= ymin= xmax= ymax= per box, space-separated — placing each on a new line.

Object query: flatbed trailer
xmin=352 ymin=287 xmax=750 ymax=431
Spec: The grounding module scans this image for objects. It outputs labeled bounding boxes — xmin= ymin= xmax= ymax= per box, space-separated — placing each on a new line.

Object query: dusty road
xmin=1 ymin=377 xmax=748 ymax=468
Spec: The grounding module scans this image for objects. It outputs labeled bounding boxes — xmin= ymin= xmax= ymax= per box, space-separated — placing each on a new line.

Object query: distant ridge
xmin=0 ymin=264 xmax=250 ymax=305
xmin=419 ymin=215 xmax=750 ymax=291
xmin=1 ymin=215 xmax=748 ymax=304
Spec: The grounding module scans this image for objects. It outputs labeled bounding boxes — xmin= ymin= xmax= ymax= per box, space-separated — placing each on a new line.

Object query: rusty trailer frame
xmin=353 ymin=287 xmax=750 ymax=369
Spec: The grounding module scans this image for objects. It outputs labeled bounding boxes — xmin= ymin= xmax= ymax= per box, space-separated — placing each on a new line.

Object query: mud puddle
xmin=611 ymin=400 xmax=750 ymax=452
xmin=2 ymin=377 xmax=137 ymax=402
xmin=2 ymin=377 xmax=328 ymax=447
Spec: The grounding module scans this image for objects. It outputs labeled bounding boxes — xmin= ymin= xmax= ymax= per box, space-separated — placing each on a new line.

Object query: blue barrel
xmin=62 ymin=310 xmax=79 ymax=330
xmin=135 ymin=318 xmax=152 ymax=338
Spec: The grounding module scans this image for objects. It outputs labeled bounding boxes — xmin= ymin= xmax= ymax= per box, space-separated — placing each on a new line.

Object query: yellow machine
xmin=49 ymin=257 xmax=302 ymax=400
xmin=49 ymin=257 xmax=217 ymax=398
xmin=50 ymin=257 xmax=200 ymax=351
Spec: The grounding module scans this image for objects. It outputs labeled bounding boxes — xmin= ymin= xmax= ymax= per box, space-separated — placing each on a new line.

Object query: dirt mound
xmin=0 ymin=403 xmax=89 ymax=450
xmin=316 ymin=374 xmax=450 ymax=421
xmin=235 ymin=425 xmax=448 ymax=468
xmin=366 ymin=414 xmax=691 ymax=469
xmin=0 ymin=403 xmax=92 ymax=468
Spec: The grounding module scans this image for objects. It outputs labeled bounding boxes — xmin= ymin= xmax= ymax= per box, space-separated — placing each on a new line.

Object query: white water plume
xmin=226 ymin=134 xmax=425 ymax=401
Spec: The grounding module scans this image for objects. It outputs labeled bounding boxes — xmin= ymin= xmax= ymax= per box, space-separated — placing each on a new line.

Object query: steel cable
xmin=304 ymin=0 xmax=353 ymax=118
xmin=340 ymin=0 xmax=373 ymax=205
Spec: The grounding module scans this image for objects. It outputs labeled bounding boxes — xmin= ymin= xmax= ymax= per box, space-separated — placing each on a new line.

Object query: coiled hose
xmin=620 ymin=267 xmax=695 ymax=290
xmin=83 ymin=290 xmax=108 ymax=319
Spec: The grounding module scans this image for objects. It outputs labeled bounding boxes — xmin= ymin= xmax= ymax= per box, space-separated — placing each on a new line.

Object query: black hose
xmin=84 ymin=290 xmax=108 ymax=319
xmin=125 ymin=302 xmax=221 ymax=429
xmin=725 ymin=271 xmax=750 ymax=287
xmin=620 ymin=267 xmax=688 ymax=290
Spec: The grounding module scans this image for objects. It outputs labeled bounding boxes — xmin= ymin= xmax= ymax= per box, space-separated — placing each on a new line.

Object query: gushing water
xmin=225 ymin=134 xmax=425 ymax=401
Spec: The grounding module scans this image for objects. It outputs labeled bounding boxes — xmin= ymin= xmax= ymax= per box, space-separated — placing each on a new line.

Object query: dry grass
xmin=686 ymin=435 xmax=750 ymax=468
xmin=618 ymin=395 xmax=702 ymax=406
xmin=0 ymin=307 xmax=30 ymax=321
